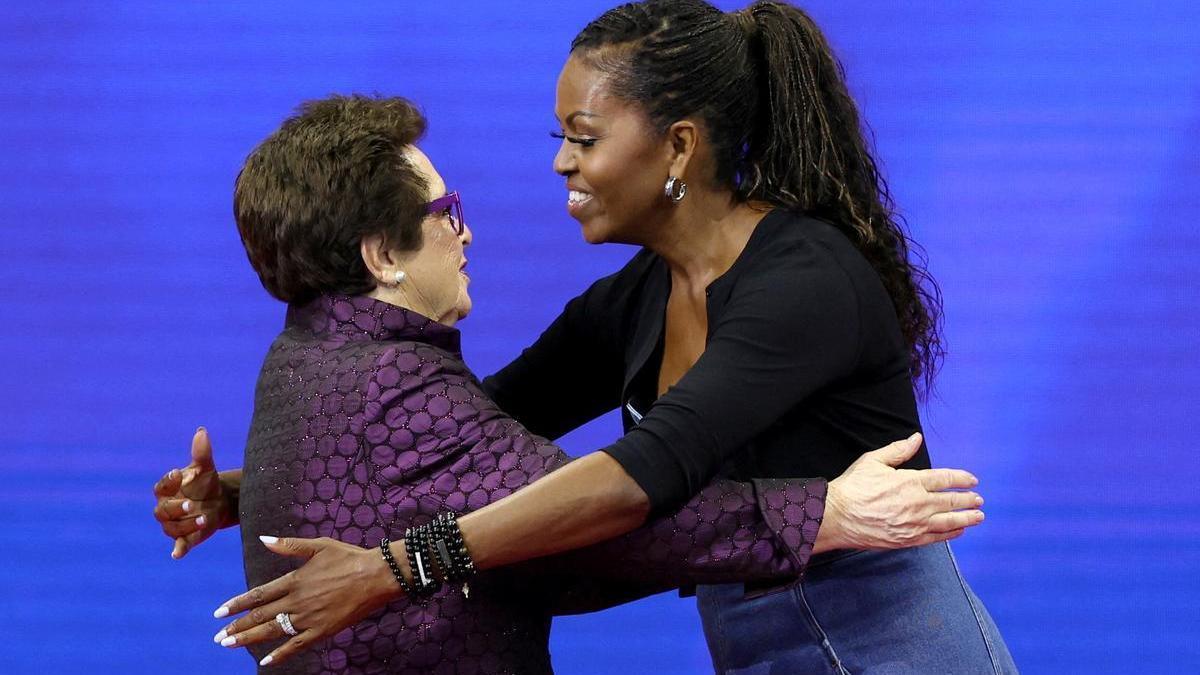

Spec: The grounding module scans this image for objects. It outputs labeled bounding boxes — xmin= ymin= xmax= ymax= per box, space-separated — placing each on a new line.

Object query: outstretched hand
xmin=152 ymin=428 xmax=232 ymax=558
xmin=211 ymin=536 xmax=403 ymax=667
xmin=818 ymin=433 xmax=985 ymax=551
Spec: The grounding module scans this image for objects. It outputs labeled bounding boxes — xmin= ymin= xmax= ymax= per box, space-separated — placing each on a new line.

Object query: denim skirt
xmin=696 ymin=542 xmax=1017 ymax=674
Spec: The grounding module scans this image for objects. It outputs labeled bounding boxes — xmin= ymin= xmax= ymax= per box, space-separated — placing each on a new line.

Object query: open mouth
xmin=567 ymin=189 xmax=594 ymax=217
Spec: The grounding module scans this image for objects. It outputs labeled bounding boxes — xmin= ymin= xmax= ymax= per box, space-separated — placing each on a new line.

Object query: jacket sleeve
xmin=514 ymin=476 xmax=826 ymax=614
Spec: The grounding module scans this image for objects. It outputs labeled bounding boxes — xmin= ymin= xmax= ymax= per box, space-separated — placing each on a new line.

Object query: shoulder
xmin=737 ymin=211 xmax=891 ymax=308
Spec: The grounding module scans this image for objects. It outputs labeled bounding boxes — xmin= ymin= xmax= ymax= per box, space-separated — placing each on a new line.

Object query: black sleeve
xmin=603 ymin=242 xmax=864 ymax=514
xmin=481 ymin=261 xmax=635 ymax=440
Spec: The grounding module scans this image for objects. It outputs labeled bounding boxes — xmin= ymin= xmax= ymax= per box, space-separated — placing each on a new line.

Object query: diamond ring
xmin=275 ymin=612 xmax=298 ymax=637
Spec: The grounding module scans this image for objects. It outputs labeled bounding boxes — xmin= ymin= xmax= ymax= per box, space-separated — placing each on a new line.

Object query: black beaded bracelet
xmin=379 ymin=538 xmax=413 ymax=595
xmin=404 ymin=524 xmax=442 ymax=597
xmin=432 ymin=512 xmax=475 ymax=583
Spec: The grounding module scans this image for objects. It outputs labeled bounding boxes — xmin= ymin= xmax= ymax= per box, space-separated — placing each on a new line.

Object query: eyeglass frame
xmin=425 ymin=191 xmax=465 ymax=236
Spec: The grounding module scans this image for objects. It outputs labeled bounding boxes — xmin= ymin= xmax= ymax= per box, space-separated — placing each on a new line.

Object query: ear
xmin=360 ymin=234 xmax=393 ymax=285
xmin=665 ymin=120 xmax=699 ymax=180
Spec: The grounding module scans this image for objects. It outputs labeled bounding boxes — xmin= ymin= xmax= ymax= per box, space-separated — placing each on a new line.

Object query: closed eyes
xmin=550 ymin=131 xmax=597 ymax=148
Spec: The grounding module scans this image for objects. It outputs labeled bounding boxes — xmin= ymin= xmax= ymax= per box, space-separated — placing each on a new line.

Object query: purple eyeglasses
xmin=425 ymin=191 xmax=465 ymax=236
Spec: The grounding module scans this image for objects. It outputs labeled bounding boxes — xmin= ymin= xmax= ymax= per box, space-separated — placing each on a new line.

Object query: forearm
xmin=457 ymin=452 xmax=650 ymax=571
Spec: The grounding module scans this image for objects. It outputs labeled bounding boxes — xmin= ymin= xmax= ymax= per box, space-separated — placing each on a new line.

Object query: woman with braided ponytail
xmin=157 ymin=1 xmax=1014 ymax=671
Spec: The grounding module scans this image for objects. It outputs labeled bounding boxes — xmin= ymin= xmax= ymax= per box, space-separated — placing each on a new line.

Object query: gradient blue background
xmin=1 ymin=1 xmax=1197 ymax=672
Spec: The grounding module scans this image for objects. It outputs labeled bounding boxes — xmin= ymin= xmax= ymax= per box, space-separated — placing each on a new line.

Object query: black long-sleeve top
xmin=483 ymin=209 xmax=930 ymax=515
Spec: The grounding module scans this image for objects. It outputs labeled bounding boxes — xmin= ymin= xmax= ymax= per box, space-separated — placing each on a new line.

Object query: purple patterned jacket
xmin=239 ymin=295 xmax=825 ymax=674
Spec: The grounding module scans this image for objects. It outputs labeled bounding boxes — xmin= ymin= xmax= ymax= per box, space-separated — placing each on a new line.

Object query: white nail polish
xmin=196 ymin=515 xmax=207 ymax=528
xmin=182 ymin=500 xmax=191 ymax=513
xmin=260 ymin=655 xmax=274 ymax=666
xmin=213 ymin=629 xmax=227 ymax=643
xmin=221 ymin=635 xmax=237 ymax=648
xmin=259 ymin=535 xmax=279 ymax=545
xmin=213 ymin=605 xmax=230 ymax=619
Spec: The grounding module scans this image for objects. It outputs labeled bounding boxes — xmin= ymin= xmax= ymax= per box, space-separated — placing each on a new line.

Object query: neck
xmin=367 ymin=286 xmax=458 ymax=327
xmin=643 ymin=189 xmax=769 ymax=290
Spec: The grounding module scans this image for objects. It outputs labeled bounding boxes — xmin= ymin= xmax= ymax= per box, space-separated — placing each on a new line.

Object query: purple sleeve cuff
xmin=751 ymin=477 xmax=827 ymax=574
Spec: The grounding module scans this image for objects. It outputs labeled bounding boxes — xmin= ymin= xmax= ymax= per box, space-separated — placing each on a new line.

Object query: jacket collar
xmin=286 ymin=294 xmax=462 ymax=355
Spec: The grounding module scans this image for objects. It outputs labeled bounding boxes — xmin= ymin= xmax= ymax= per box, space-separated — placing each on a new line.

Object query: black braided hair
xmin=572 ymin=0 xmax=944 ymax=395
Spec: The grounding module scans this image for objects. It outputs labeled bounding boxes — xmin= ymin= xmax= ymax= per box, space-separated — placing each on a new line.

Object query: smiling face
xmin=395 ymin=145 xmax=473 ymax=324
xmin=553 ymin=55 xmax=676 ymax=245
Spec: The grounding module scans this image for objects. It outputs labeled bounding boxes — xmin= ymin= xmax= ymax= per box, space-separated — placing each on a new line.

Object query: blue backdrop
xmin=1 ymin=1 xmax=1197 ymax=672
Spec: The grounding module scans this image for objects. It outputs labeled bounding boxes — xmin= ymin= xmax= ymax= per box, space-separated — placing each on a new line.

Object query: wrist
xmin=217 ymin=471 xmax=241 ymax=528
xmin=371 ymin=542 xmax=407 ymax=602
xmin=812 ymin=481 xmax=845 ymax=554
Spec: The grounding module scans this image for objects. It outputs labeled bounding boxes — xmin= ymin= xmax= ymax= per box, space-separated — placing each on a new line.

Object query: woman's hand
xmin=211 ymin=536 xmax=404 ymax=667
xmin=816 ymin=433 xmax=985 ymax=552
xmin=152 ymin=428 xmax=236 ymax=558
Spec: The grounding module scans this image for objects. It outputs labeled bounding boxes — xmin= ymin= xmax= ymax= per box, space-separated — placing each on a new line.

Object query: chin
xmin=579 ymin=219 xmax=614 ymax=245
xmin=456 ymin=296 xmax=472 ymax=321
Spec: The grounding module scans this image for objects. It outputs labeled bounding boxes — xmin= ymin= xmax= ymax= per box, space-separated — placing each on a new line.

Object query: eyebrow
xmin=561 ymin=111 xmax=601 ymax=126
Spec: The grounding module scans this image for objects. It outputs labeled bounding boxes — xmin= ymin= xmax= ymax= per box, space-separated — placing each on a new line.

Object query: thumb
xmin=189 ymin=427 xmax=216 ymax=472
xmin=260 ymin=535 xmax=323 ymax=559
xmin=864 ymin=432 xmax=922 ymax=468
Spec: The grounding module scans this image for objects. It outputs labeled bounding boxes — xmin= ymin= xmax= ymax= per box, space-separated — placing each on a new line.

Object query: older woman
xmin=154 ymin=91 xmax=984 ymax=673
xmin=150 ymin=91 xmax=988 ymax=667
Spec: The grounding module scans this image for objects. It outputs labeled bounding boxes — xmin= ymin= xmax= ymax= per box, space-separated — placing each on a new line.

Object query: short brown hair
xmin=234 ymin=94 xmax=429 ymax=304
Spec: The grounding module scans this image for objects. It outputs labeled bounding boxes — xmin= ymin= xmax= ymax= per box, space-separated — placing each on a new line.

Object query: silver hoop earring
xmin=393 ymin=270 xmax=407 ymax=285
xmin=665 ymin=176 xmax=687 ymax=203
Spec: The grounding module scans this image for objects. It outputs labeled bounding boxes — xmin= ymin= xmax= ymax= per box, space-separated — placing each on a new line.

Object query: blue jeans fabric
xmin=696 ymin=542 xmax=1016 ymax=674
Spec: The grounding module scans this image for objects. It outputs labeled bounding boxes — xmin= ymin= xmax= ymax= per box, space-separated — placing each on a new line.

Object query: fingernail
xmin=259 ymin=535 xmax=278 ymax=545
xmin=213 ymin=605 xmax=230 ymax=619
xmin=260 ymin=655 xmax=274 ymax=667
xmin=197 ymin=426 xmax=206 ymax=433
xmin=975 ymin=496 xmax=984 ymax=506
xmin=213 ymin=629 xmax=227 ymax=643
xmin=196 ymin=515 xmax=207 ymax=528
xmin=182 ymin=500 xmax=192 ymax=513
xmin=221 ymin=635 xmax=237 ymax=648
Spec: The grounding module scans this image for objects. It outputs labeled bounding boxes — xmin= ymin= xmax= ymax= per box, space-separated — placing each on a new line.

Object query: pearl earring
xmin=393 ymin=270 xmax=407 ymax=285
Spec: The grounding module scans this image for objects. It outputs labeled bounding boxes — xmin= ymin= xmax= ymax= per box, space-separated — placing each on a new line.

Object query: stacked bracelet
xmin=379 ymin=538 xmax=413 ymax=595
xmin=386 ymin=512 xmax=476 ymax=600
xmin=404 ymin=524 xmax=442 ymax=598
xmin=431 ymin=512 xmax=475 ymax=583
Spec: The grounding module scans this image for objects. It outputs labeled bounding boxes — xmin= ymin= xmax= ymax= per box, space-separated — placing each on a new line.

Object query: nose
xmin=553 ymin=138 xmax=576 ymax=176
xmin=460 ymin=220 xmax=473 ymax=248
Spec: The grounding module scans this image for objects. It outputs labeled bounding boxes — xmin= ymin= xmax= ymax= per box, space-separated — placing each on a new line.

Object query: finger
xmin=261 ymin=535 xmax=325 ymax=560
xmin=259 ymin=629 xmax=319 ymax=667
xmin=153 ymin=497 xmax=191 ymax=522
xmin=919 ymin=468 xmax=979 ymax=492
xmin=160 ymin=514 xmax=208 ymax=539
xmin=214 ymin=572 xmax=291 ymax=619
xmin=862 ymin=432 xmax=923 ymax=467
xmin=172 ymin=537 xmax=188 ymax=560
xmin=911 ymin=528 xmax=966 ymax=547
xmin=927 ymin=509 xmax=985 ymax=533
xmin=189 ymin=427 xmax=216 ymax=474
xmin=181 ymin=527 xmax=211 ymax=554
xmin=216 ymin=600 xmax=292 ymax=648
xmin=153 ymin=469 xmax=183 ymax=498
xmin=934 ymin=491 xmax=983 ymax=513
